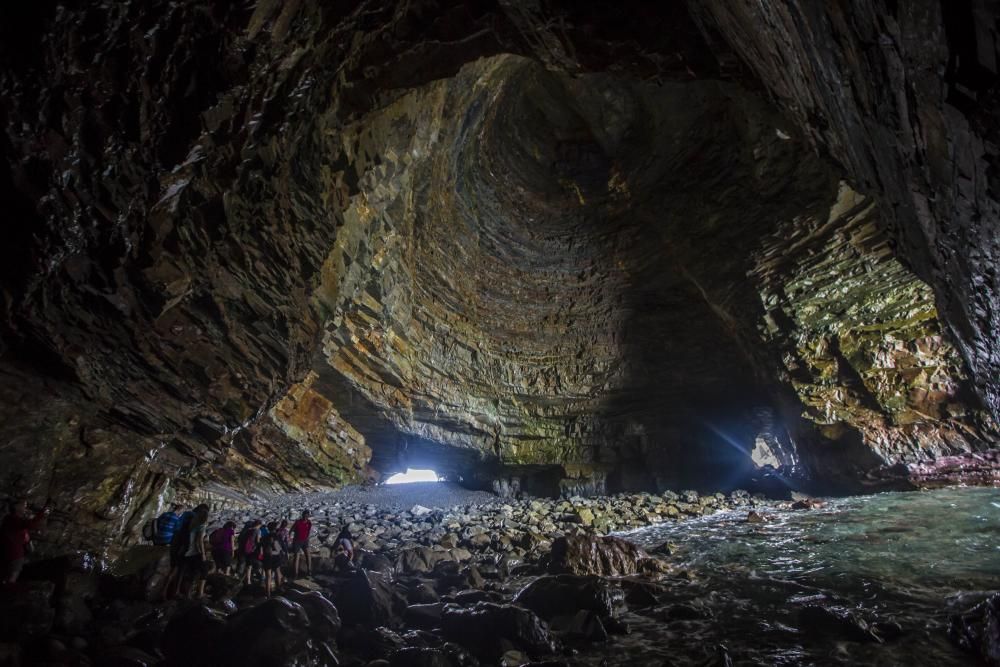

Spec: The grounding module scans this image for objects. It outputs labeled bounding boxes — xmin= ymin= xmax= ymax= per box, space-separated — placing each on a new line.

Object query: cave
xmin=1 ymin=1 xmax=999 ymax=665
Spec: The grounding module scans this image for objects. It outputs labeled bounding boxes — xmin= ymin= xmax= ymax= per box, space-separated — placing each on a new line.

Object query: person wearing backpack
xmin=261 ymin=521 xmax=283 ymax=597
xmin=160 ymin=505 xmax=196 ymax=600
xmin=180 ymin=504 xmax=211 ymax=599
xmin=237 ymin=519 xmax=262 ymax=584
xmin=275 ymin=519 xmax=290 ymax=585
xmin=209 ymin=521 xmax=236 ymax=575
xmin=150 ymin=504 xmax=183 ymax=546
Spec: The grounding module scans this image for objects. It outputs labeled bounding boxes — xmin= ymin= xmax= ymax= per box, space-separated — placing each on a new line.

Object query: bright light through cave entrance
xmin=384 ymin=468 xmax=440 ymax=484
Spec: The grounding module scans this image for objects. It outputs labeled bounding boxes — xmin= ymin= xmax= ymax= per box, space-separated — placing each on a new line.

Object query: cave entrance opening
xmin=384 ymin=468 xmax=440 ymax=485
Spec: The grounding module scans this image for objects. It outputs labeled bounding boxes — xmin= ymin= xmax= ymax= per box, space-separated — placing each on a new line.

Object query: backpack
xmin=171 ymin=514 xmax=193 ymax=554
xmin=240 ymin=528 xmax=257 ymax=555
xmin=142 ymin=519 xmax=156 ymax=542
xmin=209 ymin=527 xmax=226 ymax=549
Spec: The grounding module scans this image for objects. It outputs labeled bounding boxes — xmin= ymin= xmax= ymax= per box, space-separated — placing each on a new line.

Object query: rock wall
xmin=0 ymin=0 xmax=997 ymax=554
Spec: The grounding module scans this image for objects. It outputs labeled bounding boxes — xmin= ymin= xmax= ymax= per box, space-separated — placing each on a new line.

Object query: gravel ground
xmin=264 ymin=481 xmax=500 ymax=513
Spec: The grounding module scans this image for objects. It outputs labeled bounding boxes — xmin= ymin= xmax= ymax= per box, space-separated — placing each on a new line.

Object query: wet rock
xmin=282 ymin=590 xmax=342 ymax=639
xmin=93 ymin=646 xmax=160 ymax=667
xmin=513 ymin=575 xmax=623 ymax=620
xmin=404 ymin=603 xmax=444 ymax=629
xmin=617 ymin=578 xmax=663 ymax=608
xmin=340 ymin=626 xmax=406 ymax=661
xmin=659 ymin=603 xmax=709 ymax=621
xmin=222 ymin=597 xmax=315 ymax=665
xmin=360 ymin=550 xmax=395 ymax=574
xmin=548 ymin=535 xmax=665 ymax=576
xmin=0 ymin=582 xmax=55 ymax=641
xmin=548 ymin=610 xmax=608 ymax=642
xmin=798 ymin=605 xmax=880 ymax=643
xmin=441 ymin=602 xmax=555 ymax=659
xmin=389 ymin=647 xmax=452 ymax=667
xmin=397 ymin=547 xmax=454 ymax=575
xmin=791 ymin=499 xmax=826 ymax=510
xmin=335 ymin=569 xmax=400 ymax=627
xmin=949 ymin=592 xmax=1000 ymax=665
xmin=161 ymin=604 xmax=228 ymax=666
xmin=407 ymin=582 xmax=440 ymax=604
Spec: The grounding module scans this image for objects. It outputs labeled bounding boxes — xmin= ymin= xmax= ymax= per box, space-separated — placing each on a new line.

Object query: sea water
xmin=594 ymin=487 xmax=1000 ymax=666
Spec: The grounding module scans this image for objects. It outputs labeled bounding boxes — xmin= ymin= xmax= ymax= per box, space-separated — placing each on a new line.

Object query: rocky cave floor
xmin=4 ymin=484 xmax=999 ymax=667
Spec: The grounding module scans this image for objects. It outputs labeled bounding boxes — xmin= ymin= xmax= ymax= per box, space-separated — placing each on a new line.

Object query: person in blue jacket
xmin=153 ymin=504 xmax=184 ymax=546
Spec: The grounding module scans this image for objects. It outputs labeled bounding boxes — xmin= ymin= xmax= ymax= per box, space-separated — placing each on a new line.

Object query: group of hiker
xmin=153 ymin=504 xmax=354 ymax=599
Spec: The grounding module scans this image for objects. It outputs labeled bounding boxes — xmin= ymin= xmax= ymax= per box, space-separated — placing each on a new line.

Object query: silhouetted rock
xmin=388 ymin=647 xmax=453 ymax=667
xmin=161 ymin=605 xmax=227 ymax=666
xmin=441 ymin=602 xmax=554 ymax=659
xmin=950 ymin=592 xmax=1000 ymax=665
xmin=513 ymin=575 xmax=623 ymax=620
xmin=335 ymin=569 xmax=399 ymax=627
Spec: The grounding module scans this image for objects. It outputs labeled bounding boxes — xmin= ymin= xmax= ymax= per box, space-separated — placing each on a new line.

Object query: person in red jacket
xmin=1 ymin=499 xmax=50 ymax=583
xmin=290 ymin=510 xmax=312 ymax=577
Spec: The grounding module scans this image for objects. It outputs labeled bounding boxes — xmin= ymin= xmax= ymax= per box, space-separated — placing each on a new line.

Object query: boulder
xmin=335 ymin=569 xmax=400 ymax=627
xmin=222 ymin=597 xmax=317 ymax=666
xmin=797 ymin=605 xmax=880 ymax=643
xmin=441 ymin=602 xmax=555 ymax=659
xmin=407 ymin=582 xmax=440 ymax=604
xmin=950 ymin=592 xmax=1000 ymax=665
xmin=548 ymin=610 xmax=608 ymax=642
xmin=282 ymin=590 xmax=342 ymax=639
xmin=161 ymin=604 xmax=228 ymax=666
xmin=396 ymin=547 xmax=453 ymax=575
xmin=547 ymin=535 xmax=665 ymax=576
xmin=359 ymin=550 xmax=395 ymax=574
xmin=404 ymin=603 xmax=445 ymax=629
xmin=389 ymin=647 xmax=452 ymax=667
xmin=339 ymin=626 xmax=406 ymax=661
xmin=513 ymin=575 xmax=623 ymax=620
xmin=92 ymin=646 xmax=160 ymax=666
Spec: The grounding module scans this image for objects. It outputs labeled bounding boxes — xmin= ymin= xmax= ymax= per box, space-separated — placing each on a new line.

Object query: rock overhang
xmin=0 ymin=0 xmax=998 ymax=555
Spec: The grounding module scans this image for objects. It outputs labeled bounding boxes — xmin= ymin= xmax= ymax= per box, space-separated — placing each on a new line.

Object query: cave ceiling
xmin=0 ymin=0 xmax=998 ymax=552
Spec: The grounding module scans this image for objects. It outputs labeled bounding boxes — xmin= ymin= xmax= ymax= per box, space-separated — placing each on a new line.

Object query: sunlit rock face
xmin=0 ymin=0 xmax=998 ymax=552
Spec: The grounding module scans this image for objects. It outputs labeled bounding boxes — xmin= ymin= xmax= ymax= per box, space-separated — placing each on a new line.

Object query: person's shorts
xmin=263 ymin=554 xmax=281 ymax=571
xmin=289 ymin=540 xmax=309 ymax=554
xmin=212 ymin=549 xmax=233 ymax=570
xmin=183 ymin=554 xmax=211 ymax=578
xmin=169 ymin=547 xmax=184 ymax=569
xmin=3 ymin=557 xmax=24 ymax=582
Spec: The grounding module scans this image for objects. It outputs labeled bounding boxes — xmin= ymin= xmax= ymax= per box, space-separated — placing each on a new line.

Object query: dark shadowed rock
xmin=441 ymin=602 xmax=555 ymax=659
xmin=161 ymin=604 xmax=228 ymax=666
xmin=404 ymin=603 xmax=445 ymax=629
xmin=388 ymin=647 xmax=453 ymax=667
xmin=513 ymin=575 xmax=623 ymax=620
xmin=396 ymin=547 xmax=454 ymax=575
xmin=548 ymin=535 xmax=665 ymax=577
xmin=950 ymin=592 xmax=1000 ymax=665
xmin=338 ymin=626 xmax=406 ymax=661
xmin=548 ymin=610 xmax=608 ymax=642
xmin=798 ymin=605 xmax=880 ymax=643
xmin=282 ymin=590 xmax=342 ymax=639
xmin=335 ymin=569 xmax=399 ymax=627
xmin=407 ymin=582 xmax=440 ymax=604
xmin=222 ymin=597 xmax=314 ymax=666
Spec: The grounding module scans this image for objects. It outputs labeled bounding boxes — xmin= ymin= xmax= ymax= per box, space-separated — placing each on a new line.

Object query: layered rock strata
xmin=0 ymin=1 xmax=998 ymax=554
